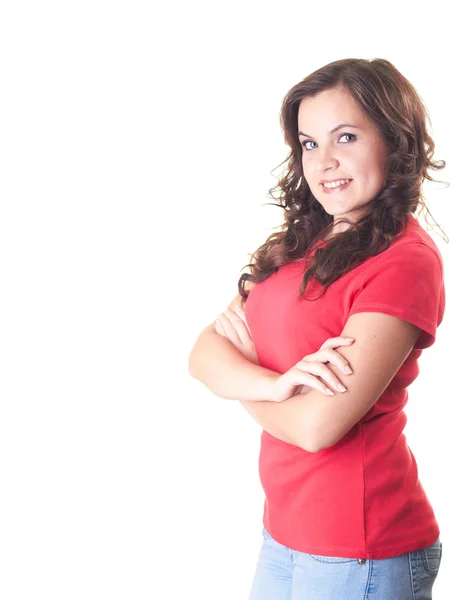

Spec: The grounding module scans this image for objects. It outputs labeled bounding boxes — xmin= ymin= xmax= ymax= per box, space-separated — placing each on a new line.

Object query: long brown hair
xmin=238 ymin=58 xmax=448 ymax=302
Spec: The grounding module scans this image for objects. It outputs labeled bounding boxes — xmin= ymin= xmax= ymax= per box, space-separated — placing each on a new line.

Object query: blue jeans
xmin=248 ymin=527 xmax=442 ymax=600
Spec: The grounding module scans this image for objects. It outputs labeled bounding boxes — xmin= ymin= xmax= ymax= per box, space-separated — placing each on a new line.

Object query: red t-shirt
xmin=244 ymin=214 xmax=445 ymax=559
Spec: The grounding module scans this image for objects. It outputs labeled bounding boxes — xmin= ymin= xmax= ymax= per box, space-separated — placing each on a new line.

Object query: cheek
xmin=358 ymin=157 xmax=384 ymax=185
xmin=370 ymin=161 xmax=387 ymax=184
xmin=366 ymin=143 xmax=387 ymax=182
xmin=302 ymin=158 xmax=313 ymax=182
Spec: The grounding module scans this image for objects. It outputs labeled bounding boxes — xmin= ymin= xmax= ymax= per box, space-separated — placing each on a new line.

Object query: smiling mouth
xmin=321 ymin=179 xmax=353 ymax=193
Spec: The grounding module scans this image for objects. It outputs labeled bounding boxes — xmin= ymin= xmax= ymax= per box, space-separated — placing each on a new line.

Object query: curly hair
xmin=237 ymin=58 xmax=448 ymax=303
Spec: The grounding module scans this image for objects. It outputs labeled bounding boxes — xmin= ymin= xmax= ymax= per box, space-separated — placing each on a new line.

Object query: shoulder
xmin=354 ymin=218 xmax=444 ymax=286
xmin=394 ymin=214 xmax=443 ymax=264
xmin=346 ymin=217 xmax=445 ymax=350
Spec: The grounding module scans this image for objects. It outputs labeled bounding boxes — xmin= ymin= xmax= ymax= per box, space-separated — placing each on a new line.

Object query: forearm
xmin=188 ymin=324 xmax=278 ymax=401
xmin=189 ymin=323 xmax=311 ymax=450
xmin=238 ymin=394 xmax=311 ymax=450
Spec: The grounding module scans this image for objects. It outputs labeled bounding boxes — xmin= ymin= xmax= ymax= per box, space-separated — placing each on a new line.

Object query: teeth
xmin=323 ymin=179 xmax=351 ymax=189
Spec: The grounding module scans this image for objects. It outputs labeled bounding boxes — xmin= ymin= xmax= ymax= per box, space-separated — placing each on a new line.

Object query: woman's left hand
xmin=215 ymin=305 xmax=260 ymax=365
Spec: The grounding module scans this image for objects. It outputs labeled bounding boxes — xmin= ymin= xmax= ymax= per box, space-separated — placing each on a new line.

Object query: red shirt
xmin=244 ymin=214 xmax=445 ymax=559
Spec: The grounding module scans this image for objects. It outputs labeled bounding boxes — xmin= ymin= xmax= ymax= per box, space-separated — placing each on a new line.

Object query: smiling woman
xmin=233 ymin=58 xmax=447 ymax=302
xmin=188 ymin=57 xmax=448 ymax=600
xmin=298 ymin=89 xmax=388 ymax=230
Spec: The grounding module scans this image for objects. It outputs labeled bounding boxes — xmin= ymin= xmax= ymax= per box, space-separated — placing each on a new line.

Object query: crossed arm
xmin=188 ymin=307 xmax=421 ymax=453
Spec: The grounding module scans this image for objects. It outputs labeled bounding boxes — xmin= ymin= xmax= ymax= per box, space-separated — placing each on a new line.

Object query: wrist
xmin=259 ymin=370 xmax=280 ymax=402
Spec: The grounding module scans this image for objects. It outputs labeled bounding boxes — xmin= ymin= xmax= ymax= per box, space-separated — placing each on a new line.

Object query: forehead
xmin=298 ymin=88 xmax=368 ymax=131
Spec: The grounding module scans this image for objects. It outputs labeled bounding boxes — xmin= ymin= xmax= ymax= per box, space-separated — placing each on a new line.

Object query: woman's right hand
xmin=267 ymin=337 xmax=355 ymax=403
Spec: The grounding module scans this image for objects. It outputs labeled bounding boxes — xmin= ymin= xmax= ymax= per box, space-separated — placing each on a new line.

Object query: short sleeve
xmin=348 ymin=242 xmax=445 ymax=350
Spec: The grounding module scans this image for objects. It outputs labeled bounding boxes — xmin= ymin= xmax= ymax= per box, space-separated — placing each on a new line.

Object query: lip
xmin=319 ymin=178 xmax=352 ymax=184
xmin=320 ymin=179 xmax=353 ymax=194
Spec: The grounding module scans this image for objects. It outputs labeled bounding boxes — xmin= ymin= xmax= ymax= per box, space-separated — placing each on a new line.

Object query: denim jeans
xmin=248 ymin=527 xmax=442 ymax=600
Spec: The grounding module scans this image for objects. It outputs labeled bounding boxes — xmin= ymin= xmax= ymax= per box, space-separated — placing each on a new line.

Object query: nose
xmin=313 ymin=148 xmax=339 ymax=172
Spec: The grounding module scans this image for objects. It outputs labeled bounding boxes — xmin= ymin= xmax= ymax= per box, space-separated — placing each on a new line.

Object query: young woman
xmin=188 ymin=58 xmax=447 ymax=600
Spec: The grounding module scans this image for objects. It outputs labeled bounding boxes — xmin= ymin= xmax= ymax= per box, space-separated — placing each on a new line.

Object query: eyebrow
xmin=298 ymin=124 xmax=360 ymax=138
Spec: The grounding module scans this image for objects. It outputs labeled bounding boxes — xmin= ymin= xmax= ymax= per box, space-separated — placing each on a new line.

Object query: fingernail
xmin=325 ymin=388 xmax=335 ymax=396
xmin=338 ymin=384 xmax=347 ymax=392
xmin=344 ymin=366 xmax=353 ymax=374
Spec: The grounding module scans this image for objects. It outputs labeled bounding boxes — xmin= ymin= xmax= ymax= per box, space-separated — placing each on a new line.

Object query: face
xmin=298 ymin=87 xmax=388 ymax=233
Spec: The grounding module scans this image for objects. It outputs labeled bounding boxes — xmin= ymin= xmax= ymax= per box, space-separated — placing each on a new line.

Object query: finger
xmin=290 ymin=369 xmax=336 ymax=396
xmin=217 ymin=312 xmax=241 ymax=343
xmin=215 ymin=318 xmax=226 ymax=336
xmin=323 ymin=348 xmax=353 ymax=374
xmin=233 ymin=304 xmax=246 ymax=320
xmin=296 ymin=360 xmax=347 ymax=394
xmin=235 ymin=311 xmax=253 ymax=337
xmin=223 ymin=308 xmax=253 ymax=346
xmin=305 ymin=348 xmax=353 ymax=375
xmin=320 ymin=336 xmax=355 ymax=350
xmin=234 ymin=306 xmax=254 ymax=337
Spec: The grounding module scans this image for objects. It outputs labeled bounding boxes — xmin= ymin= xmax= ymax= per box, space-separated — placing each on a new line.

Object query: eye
xmin=339 ymin=133 xmax=356 ymax=143
xmin=300 ymin=133 xmax=357 ymax=151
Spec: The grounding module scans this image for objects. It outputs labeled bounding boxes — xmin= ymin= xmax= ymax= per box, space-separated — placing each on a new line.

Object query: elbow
xmin=188 ymin=323 xmax=218 ymax=379
xmin=304 ymin=428 xmax=353 ymax=453
xmin=303 ymin=438 xmax=335 ymax=454
xmin=188 ymin=352 xmax=202 ymax=381
xmin=301 ymin=429 xmax=322 ymax=454
xmin=303 ymin=441 xmax=324 ymax=454
xmin=188 ymin=349 xmax=195 ymax=378
xmin=188 ymin=345 xmax=202 ymax=380
xmin=188 ymin=359 xmax=196 ymax=379
xmin=302 ymin=427 xmax=339 ymax=454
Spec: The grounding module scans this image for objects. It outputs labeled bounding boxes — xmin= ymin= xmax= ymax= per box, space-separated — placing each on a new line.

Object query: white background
xmin=0 ymin=1 xmax=466 ymax=598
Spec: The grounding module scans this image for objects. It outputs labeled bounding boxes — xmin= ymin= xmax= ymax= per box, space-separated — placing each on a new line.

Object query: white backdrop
xmin=0 ymin=1 xmax=466 ymax=599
